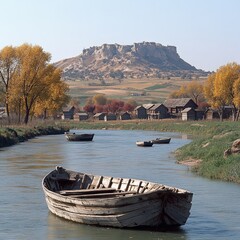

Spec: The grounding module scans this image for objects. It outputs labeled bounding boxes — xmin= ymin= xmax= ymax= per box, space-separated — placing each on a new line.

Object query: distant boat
xmin=65 ymin=132 xmax=94 ymax=141
xmin=42 ymin=166 xmax=193 ymax=228
xmin=136 ymin=141 xmax=153 ymax=147
xmin=151 ymin=138 xmax=171 ymax=144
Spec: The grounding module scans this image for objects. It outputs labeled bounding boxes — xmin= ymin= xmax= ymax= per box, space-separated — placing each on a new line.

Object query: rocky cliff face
xmin=55 ymin=42 xmax=205 ymax=80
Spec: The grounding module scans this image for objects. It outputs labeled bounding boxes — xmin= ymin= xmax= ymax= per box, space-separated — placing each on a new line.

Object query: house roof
xmin=94 ymin=112 xmax=105 ymax=117
xmin=142 ymin=104 xmax=154 ymax=110
xmin=120 ymin=111 xmax=130 ymax=115
xmin=134 ymin=105 xmax=146 ymax=110
xmin=75 ymin=112 xmax=88 ymax=116
xmin=62 ymin=106 xmax=75 ymax=112
xmin=181 ymin=107 xmax=194 ymax=113
xmin=163 ymin=98 xmax=195 ymax=108
xmin=149 ymin=104 xmax=166 ymax=110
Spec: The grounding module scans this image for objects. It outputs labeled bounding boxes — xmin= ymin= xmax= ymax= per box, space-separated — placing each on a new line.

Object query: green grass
xmin=145 ymin=83 xmax=171 ymax=90
xmin=0 ymin=124 xmax=69 ymax=147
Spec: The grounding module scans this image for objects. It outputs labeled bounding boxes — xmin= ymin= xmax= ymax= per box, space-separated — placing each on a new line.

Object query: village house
xmin=205 ymin=106 xmax=233 ymax=120
xmin=119 ymin=112 xmax=131 ymax=120
xmin=73 ymin=112 xmax=89 ymax=121
xmin=148 ymin=104 xmax=169 ymax=119
xmin=134 ymin=105 xmax=147 ymax=119
xmin=104 ymin=113 xmax=117 ymax=121
xmin=163 ymin=98 xmax=198 ymax=118
xmin=181 ymin=108 xmax=196 ymax=121
xmin=93 ymin=112 xmax=106 ymax=120
xmin=61 ymin=106 xmax=75 ymax=120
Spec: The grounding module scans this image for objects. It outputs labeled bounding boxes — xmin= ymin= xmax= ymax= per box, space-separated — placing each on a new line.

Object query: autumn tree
xmin=170 ymin=81 xmax=204 ymax=104
xmin=0 ymin=46 xmax=18 ymax=123
xmin=204 ymin=63 xmax=240 ymax=121
xmin=92 ymin=94 xmax=107 ymax=105
xmin=33 ymin=69 xmax=70 ymax=119
xmin=0 ymin=44 xmax=70 ymax=124
xmin=70 ymin=97 xmax=81 ymax=113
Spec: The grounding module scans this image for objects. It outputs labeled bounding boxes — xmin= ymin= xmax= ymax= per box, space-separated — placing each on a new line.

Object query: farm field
xmin=67 ymin=77 xmax=207 ymax=106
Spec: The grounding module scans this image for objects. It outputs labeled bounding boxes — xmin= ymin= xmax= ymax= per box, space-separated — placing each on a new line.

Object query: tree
xmin=0 ymin=46 xmax=18 ymax=123
xmin=83 ymin=104 xmax=95 ymax=113
xmin=204 ymin=63 xmax=240 ymax=121
xmin=33 ymin=70 xmax=70 ymax=119
xmin=70 ymin=97 xmax=81 ymax=113
xmin=92 ymin=94 xmax=107 ymax=105
xmin=170 ymin=81 xmax=204 ymax=104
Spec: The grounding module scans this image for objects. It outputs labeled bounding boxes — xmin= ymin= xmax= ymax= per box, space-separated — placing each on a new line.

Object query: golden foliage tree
xmin=170 ymin=81 xmax=204 ymax=104
xmin=0 ymin=43 xmax=69 ymax=124
xmin=204 ymin=63 xmax=240 ymax=121
xmin=0 ymin=46 xmax=18 ymax=123
xmin=92 ymin=94 xmax=107 ymax=105
xmin=33 ymin=68 xmax=69 ymax=119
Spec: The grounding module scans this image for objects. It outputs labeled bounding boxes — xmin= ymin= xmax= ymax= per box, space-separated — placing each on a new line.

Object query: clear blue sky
xmin=1 ymin=0 xmax=239 ymax=71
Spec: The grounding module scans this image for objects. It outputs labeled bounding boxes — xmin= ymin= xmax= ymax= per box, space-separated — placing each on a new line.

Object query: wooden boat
xmin=42 ymin=166 xmax=193 ymax=228
xmin=151 ymin=138 xmax=171 ymax=144
xmin=136 ymin=141 xmax=153 ymax=147
xmin=65 ymin=132 xmax=94 ymax=141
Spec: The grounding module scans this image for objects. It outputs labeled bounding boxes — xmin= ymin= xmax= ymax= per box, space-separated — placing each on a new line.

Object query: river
xmin=0 ymin=129 xmax=239 ymax=240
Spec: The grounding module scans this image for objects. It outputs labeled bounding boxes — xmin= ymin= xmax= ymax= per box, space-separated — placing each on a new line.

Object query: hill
xmin=55 ymin=42 xmax=207 ymax=80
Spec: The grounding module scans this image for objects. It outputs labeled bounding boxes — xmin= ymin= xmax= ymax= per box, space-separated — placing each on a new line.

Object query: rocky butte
xmin=55 ymin=42 xmax=207 ymax=80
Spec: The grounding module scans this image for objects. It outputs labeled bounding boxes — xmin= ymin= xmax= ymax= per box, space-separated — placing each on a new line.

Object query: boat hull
xmin=42 ymin=167 xmax=193 ymax=228
xmin=136 ymin=141 xmax=153 ymax=147
xmin=151 ymin=138 xmax=171 ymax=144
xmin=65 ymin=133 xmax=94 ymax=141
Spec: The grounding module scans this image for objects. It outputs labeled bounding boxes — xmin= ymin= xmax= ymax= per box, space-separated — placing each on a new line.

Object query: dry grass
xmin=66 ymin=77 xmax=207 ymax=105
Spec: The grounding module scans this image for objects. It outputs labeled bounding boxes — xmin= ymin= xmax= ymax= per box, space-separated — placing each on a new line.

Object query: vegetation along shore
xmin=0 ymin=124 xmax=69 ymax=148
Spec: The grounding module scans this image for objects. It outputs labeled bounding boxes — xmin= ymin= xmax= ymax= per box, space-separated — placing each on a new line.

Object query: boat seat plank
xmin=59 ymin=188 xmax=117 ymax=195
xmin=71 ymin=191 xmax=137 ymax=198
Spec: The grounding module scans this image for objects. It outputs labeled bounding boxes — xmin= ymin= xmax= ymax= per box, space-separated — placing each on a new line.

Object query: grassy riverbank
xmin=0 ymin=124 xmax=69 ymax=148
xmin=65 ymin=120 xmax=240 ymax=183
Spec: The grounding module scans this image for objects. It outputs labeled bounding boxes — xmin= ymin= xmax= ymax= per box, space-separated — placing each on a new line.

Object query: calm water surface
xmin=0 ymin=129 xmax=239 ymax=240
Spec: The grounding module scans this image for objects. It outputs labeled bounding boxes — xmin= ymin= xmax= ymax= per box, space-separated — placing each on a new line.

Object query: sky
xmin=0 ymin=0 xmax=240 ymax=72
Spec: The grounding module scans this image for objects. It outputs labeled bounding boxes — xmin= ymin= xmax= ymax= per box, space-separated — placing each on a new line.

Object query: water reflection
xmin=47 ymin=213 xmax=188 ymax=240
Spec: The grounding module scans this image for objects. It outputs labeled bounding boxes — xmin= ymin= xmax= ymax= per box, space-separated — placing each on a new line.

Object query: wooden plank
xmin=124 ymin=179 xmax=131 ymax=191
xmin=95 ymin=176 xmax=103 ymax=188
xmin=140 ymin=182 xmax=149 ymax=193
xmin=136 ymin=181 xmax=142 ymax=193
xmin=59 ymin=188 xmax=117 ymax=195
xmin=117 ymin=178 xmax=123 ymax=190
xmin=71 ymin=191 xmax=137 ymax=198
xmin=106 ymin=177 xmax=113 ymax=188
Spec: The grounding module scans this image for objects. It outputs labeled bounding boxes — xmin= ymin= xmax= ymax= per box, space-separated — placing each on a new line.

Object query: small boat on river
xmin=136 ymin=141 xmax=153 ymax=147
xmin=42 ymin=166 xmax=193 ymax=228
xmin=65 ymin=132 xmax=94 ymax=141
xmin=151 ymin=138 xmax=171 ymax=144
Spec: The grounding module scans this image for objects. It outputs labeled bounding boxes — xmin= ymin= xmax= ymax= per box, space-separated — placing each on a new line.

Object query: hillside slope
xmin=55 ymin=42 xmax=206 ymax=80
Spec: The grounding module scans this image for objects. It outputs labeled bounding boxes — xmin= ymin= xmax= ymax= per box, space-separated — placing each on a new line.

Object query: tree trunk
xmin=24 ymin=109 xmax=30 ymax=124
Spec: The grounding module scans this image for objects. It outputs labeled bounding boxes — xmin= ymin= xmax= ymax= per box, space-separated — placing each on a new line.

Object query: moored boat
xmin=136 ymin=141 xmax=153 ymax=147
xmin=42 ymin=166 xmax=193 ymax=228
xmin=151 ymin=138 xmax=171 ymax=144
xmin=65 ymin=132 xmax=94 ymax=141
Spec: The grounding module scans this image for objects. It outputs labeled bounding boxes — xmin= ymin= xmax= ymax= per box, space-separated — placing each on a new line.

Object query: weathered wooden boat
xmin=42 ymin=166 xmax=193 ymax=228
xmin=151 ymin=138 xmax=171 ymax=144
xmin=65 ymin=132 xmax=94 ymax=141
xmin=136 ymin=141 xmax=153 ymax=147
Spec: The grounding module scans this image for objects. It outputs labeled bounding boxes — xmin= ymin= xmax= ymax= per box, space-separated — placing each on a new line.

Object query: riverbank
xmin=0 ymin=124 xmax=69 ymax=148
xmin=64 ymin=120 xmax=240 ymax=183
